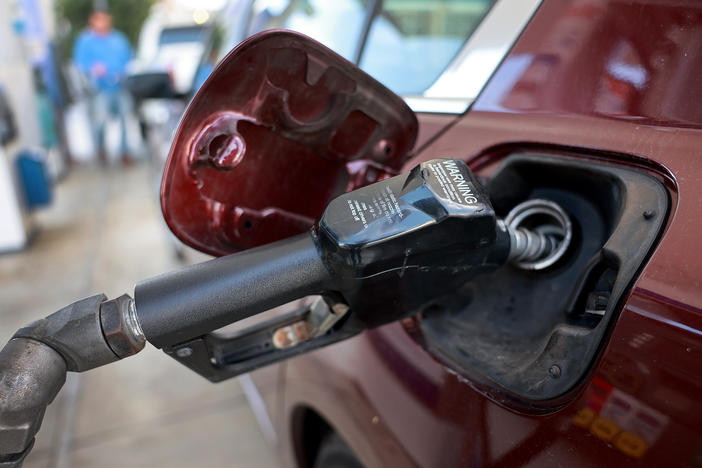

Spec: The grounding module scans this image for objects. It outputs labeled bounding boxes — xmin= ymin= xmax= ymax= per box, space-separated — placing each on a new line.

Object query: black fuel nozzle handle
xmin=135 ymin=233 xmax=333 ymax=349
xmin=134 ymin=159 xmax=513 ymax=351
xmin=135 ymin=158 xmax=572 ymax=378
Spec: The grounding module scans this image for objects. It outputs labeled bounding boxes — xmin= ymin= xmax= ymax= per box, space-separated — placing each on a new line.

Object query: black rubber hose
xmin=0 ymin=338 xmax=66 ymax=457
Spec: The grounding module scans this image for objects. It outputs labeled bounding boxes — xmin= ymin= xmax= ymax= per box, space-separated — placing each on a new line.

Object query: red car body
xmin=247 ymin=1 xmax=702 ymax=466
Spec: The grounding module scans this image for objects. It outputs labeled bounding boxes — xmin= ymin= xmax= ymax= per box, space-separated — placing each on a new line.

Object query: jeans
xmin=89 ymin=89 xmax=131 ymax=158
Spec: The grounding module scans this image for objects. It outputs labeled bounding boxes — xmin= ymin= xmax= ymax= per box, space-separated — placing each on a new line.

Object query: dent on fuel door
xmin=411 ymin=152 xmax=670 ymax=405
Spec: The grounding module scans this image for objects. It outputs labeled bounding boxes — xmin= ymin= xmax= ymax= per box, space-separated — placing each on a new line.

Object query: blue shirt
xmin=73 ymin=30 xmax=132 ymax=92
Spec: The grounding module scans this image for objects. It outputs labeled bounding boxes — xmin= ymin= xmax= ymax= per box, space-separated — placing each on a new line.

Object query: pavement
xmin=0 ymin=162 xmax=276 ymax=468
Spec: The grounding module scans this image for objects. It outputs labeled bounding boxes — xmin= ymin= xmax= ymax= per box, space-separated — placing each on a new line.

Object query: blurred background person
xmin=73 ymin=9 xmax=133 ymax=165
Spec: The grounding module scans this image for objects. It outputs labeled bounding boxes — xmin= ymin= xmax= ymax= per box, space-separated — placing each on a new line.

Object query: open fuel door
xmin=160 ymin=30 xmax=418 ymax=257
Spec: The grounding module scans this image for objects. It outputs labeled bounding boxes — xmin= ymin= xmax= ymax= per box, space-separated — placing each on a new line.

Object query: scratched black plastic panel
xmin=318 ymin=159 xmax=510 ymax=328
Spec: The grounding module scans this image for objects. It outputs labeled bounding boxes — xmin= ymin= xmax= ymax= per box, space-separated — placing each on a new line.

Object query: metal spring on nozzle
xmin=504 ymin=199 xmax=572 ymax=271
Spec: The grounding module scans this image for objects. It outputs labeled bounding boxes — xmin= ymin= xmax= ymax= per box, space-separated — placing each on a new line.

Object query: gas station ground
xmin=0 ymin=163 xmax=276 ymax=467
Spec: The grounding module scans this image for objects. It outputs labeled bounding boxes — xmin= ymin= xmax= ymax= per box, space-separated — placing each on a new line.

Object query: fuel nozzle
xmin=137 ymin=159 xmax=573 ymax=347
xmin=133 ymin=158 xmax=572 ymax=379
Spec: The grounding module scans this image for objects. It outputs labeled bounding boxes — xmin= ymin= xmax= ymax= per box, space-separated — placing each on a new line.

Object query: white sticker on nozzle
xmin=426 ymin=160 xmax=479 ymax=205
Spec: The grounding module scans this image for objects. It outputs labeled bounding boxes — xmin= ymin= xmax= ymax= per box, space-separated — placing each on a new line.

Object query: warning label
xmin=426 ymin=160 xmax=479 ymax=205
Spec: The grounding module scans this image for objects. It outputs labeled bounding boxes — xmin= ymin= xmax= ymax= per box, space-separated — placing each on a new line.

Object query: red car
xmin=2 ymin=1 xmax=701 ymax=467
xmin=228 ymin=1 xmax=702 ymax=467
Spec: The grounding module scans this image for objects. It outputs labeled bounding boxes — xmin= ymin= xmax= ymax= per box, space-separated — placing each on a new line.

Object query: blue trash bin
xmin=15 ymin=150 xmax=52 ymax=209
